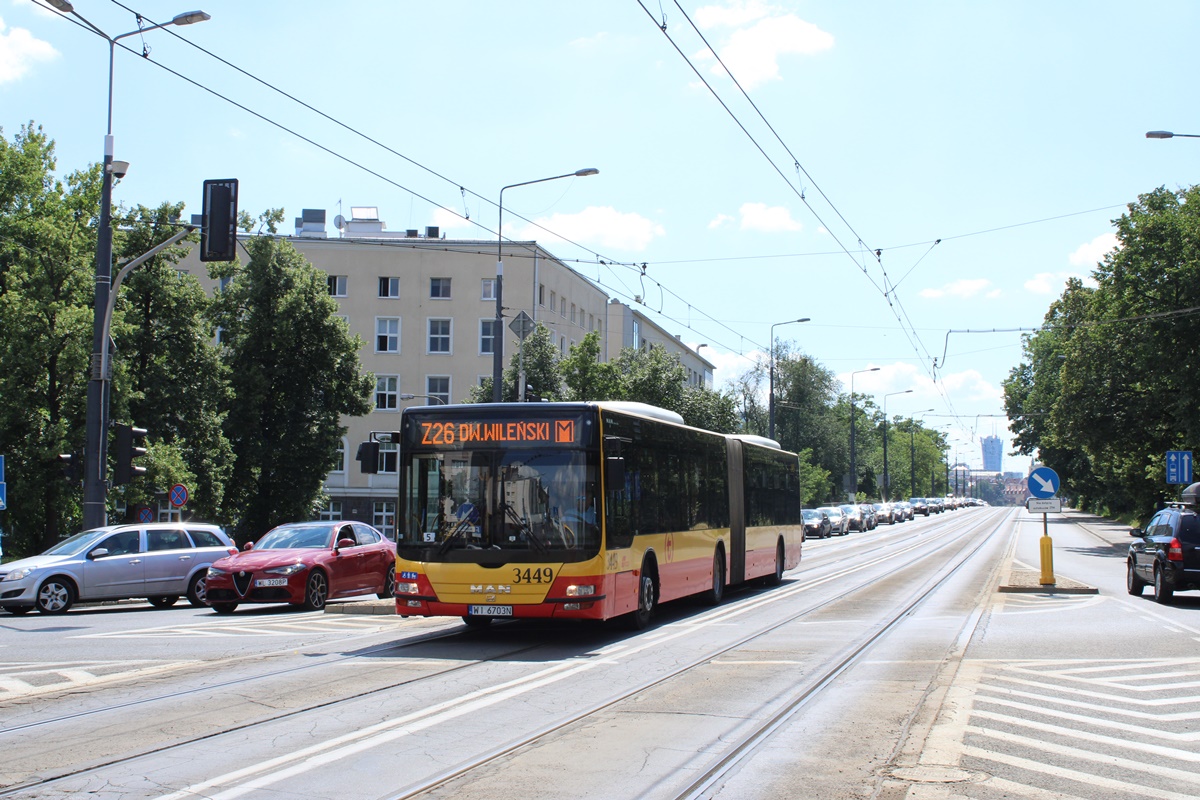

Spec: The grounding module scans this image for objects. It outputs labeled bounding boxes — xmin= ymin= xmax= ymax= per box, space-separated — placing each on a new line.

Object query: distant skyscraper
xmin=981 ymin=435 xmax=1003 ymax=472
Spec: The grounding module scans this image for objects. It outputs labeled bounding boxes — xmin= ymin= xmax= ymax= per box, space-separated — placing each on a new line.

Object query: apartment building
xmin=176 ymin=207 xmax=713 ymax=533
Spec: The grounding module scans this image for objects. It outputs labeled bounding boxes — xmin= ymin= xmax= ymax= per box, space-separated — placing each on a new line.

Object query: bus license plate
xmin=255 ymin=578 xmax=288 ymax=587
xmin=468 ymin=605 xmax=512 ymax=617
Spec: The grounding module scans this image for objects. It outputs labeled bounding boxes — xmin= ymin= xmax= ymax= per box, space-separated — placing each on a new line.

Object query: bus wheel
xmin=462 ymin=615 xmax=493 ymax=629
xmin=706 ymin=549 xmax=725 ymax=606
xmin=629 ymin=564 xmax=657 ymax=630
xmin=765 ymin=540 xmax=785 ymax=586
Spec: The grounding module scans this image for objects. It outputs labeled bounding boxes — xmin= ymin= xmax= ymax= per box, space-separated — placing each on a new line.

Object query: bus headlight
xmin=564 ymin=584 xmax=595 ymax=597
xmin=397 ymin=582 xmax=420 ymax=594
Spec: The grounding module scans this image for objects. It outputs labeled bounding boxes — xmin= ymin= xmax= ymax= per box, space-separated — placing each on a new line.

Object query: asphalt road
xmin=1 ymin=507 xmax=1194 ymax=800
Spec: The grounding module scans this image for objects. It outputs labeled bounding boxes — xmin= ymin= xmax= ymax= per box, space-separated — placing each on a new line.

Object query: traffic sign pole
xmin=1026 ymin=466 xmax=1061 ymax=586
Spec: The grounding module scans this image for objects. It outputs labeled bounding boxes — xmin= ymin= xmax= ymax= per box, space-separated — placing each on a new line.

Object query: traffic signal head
xmin=59 ymin=452 xmax=81 ymax=483
xmin=114 ymin=424 xmax=148 ymax=485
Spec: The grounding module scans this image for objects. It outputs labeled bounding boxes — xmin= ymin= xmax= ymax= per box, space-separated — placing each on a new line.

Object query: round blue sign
xmin=1027 ymin=467 xmax=1060 ymax=499
xmin=169 ymin=483 xmax=189 ymax=507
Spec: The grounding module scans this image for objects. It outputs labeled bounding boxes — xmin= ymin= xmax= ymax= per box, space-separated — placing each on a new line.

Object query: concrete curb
xmin=998 ymin=568 xmax=1098 ymax=595
xmin=324 ymin=599 xmax=397 ymax=615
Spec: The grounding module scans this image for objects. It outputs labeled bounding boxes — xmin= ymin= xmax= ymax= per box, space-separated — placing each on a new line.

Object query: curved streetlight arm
xmin=494 ymin=168 xmax=598 ymax=402
xmin=1147 ymin=131 xmax=1200 ymax=139
xmin=768 ymin=317 xmax=810 ymax=440
xmin=400 ymin=393 xmax=446 ymax=405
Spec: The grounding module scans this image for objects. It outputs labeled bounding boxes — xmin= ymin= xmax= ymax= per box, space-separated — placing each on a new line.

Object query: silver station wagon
xmin=0 ymin=523 xmax=236 ymax=614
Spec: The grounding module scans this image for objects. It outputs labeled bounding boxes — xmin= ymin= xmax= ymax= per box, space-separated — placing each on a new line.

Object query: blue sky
xmin=3 ymin=0 xmax=1197 ymax=474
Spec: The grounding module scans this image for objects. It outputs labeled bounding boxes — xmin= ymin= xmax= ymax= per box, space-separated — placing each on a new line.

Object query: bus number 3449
xmin=514 ymin=567 xmax=554 ymax=584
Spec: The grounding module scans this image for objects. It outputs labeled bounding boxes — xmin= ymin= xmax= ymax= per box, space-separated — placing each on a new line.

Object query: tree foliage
xmin=0 ymin=124 xmax=97 ymax=553
xmin=1004 ymin=186 xmax=1200 ymax=520
xmin=209 ymin=212 xmax=373 ymax=540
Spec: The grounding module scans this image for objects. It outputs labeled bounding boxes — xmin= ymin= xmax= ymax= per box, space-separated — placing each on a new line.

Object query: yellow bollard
xmin=1039 ymin=513 xmax=1055 ymax=586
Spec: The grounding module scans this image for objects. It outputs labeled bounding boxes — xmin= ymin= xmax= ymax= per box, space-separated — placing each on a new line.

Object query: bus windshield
xmin=401 ymin=448 xmax=599 ymax=564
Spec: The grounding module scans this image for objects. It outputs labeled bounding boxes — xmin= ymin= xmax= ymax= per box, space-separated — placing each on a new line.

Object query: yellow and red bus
xmin=378 ymin=401 xmax=802 ymax=627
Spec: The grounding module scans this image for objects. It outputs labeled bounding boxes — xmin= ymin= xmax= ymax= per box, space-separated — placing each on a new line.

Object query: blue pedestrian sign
xmin=0 ymin=482 xmax=6 ymax=511
xmin=1167 ymin=450 xmax=1193 ymax=485
xmin=1027 ymin=466 xmax=1060 ymax=499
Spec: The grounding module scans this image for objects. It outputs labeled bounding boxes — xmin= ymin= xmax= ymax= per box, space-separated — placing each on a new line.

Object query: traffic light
xmin=113 ymin=424 xmax=148 ymax=485
xmin=59 ymin=452 xmax=81 ymax=483
xmin=200 ymin=179 xmax=239 ymax=262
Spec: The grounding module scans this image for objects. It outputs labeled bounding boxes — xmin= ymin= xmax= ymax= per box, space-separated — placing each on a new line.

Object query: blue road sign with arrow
xmin=1027 ymin=466 xmax=1060 ymax=499
xmin=1167 ymin=450 xmax=1193 ymax=485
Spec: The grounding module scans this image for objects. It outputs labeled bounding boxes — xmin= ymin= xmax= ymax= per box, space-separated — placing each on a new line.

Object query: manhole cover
xmin=884 ymin=764 xmax=988 ymax=784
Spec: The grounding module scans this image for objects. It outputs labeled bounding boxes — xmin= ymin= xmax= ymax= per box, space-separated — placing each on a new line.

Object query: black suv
xmin=1128 ymin=505 xmax=1200 ymax=604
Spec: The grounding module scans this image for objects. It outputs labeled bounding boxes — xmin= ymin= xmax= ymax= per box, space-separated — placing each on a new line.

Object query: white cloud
xmin=1068 ymin=232 xmax=1118 ymax=267
xmin=570 ymin=32 xmax=608 ymax=50
xmin=1023 ymin=271 xmax=1097 ymax=295
xmin=693 ymin=6 xmax=834 ymax=90
xmin=919 ymin=278 xmax=995 ymax=300
xmin=431 ymin=206 xmax=472 ymax=232
xmin=0 ymin=17 xmax=57 ymax=84
xmin=708 ymin=213 xmax=734 ymax=229
xmin=695 ymin=0 xmax=777 ymax=28
xmin=518 ymin=206 xmax=665 ymax=252
xmin=739 ymin=202 xmax=802 ymax=232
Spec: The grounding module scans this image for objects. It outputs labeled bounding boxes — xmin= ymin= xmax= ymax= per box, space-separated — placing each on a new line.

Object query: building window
xmin=376 ymin=317 xmax=400 ymax=353
xmin=378 ymin=442 xmax=398 ymax=474
xmin=539 ymin=284 xmax=545 ymax=306
xmin=589 ymin=313 xmax=594 ymax=331
xmin=632 ymin=319 xmax=640 ymax=348
xmin=570 ymin=304 xmax=576 ymax=324
xmin=560 ymin=336 xmax=566 ymax=354
xmin=215 ymin=325 xmax=225 ymax=345
xmin=333 ymin=440 xmax=346 ymax=473
xmin=379 ymin=277 xmax=400 ymax=298
xmin=376 ymin=375 xmax=399 ymax=411
xmin=327 ymin=275 xmax=347 ymax=296
xmin=480 ymin=319 xmax=496 ymax=355
xmin=427 ymin=375 xmax=450 ymax=406
xmin=549 ymin=291 xmax=556 ymax=313
xmin=428 ymin=318 xmax=451 ymax=354
xmin=481 ymin=279 xmax=496 ymax=301
xmin=319 ymin=501 xmax=343 ymax=521
xmin=373 ymin=501 xmax=396 ymax=538
xmin=430 ymin=277 xmax=451 ymax=299
xmin=219 ymin=276 xmax=233 ymax=292
xmin=560 ymin=297 xmax=567 ymax=317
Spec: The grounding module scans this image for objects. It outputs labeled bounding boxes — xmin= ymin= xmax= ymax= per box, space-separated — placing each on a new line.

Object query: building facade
xmin=981 ymin=435 xmax=1003 ymax=472
xmin=176 ymin=207 xmax=713 ymax=534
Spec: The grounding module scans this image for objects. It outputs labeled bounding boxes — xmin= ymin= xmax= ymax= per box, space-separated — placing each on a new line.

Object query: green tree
xmin=560 ymin=330 xmax=620 ymax=401
xmin=109 ymin=202 xmax=232 ymax=522
xmin=0 ymin=124 xmax=98 ymax=554
xmin=470 ymin=323 xmax=563 ymax=403
xmin=209 ymin=210 xmax=373 ymax=540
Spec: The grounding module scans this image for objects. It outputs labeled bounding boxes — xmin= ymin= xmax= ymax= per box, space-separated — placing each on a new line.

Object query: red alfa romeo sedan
xmin=204 ymin=521 xmax=396 ymax=613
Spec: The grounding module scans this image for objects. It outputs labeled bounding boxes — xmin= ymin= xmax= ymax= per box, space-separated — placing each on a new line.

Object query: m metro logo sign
xmin=555 ymin=420 xmax=574 ymax=443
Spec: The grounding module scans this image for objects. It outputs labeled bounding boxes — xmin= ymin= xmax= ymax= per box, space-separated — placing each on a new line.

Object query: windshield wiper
xmin=435 ymin=516 xmax=477 ymax=556
xmin=501 ymin=502 xmax=549 ymax=555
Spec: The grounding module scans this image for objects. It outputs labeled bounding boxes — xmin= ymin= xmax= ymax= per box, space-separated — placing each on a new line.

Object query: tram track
xmin=379 ymin=508 xmax=1015 ymax=800
xmin=1 ymin=509 xmax=1009 ymax=799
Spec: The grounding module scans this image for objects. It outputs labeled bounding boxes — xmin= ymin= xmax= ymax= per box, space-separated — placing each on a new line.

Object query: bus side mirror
xmin=606 ymin=456 xmax=625 ymax=490
xmin=356 ymin=441 xmax=380 ymax=474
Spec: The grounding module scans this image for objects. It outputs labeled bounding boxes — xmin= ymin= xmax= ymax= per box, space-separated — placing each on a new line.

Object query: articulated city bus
xmin=377 ymin=401 xmax=802 ymax=627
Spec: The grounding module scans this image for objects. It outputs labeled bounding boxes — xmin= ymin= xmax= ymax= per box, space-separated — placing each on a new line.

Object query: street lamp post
xmin=908 ymin=408 xmax=933 ymax=497
xmin=1146 ymin=131 xmax=1200 ymax=139
xmin=848 ymin=367 xmax=880 ymax=502
xmin=494 ymin=168 xmax=598 ymax=402
xmin=768 ymin=317 xmax=810 ymax=441
xmin=48 ymin=2 xmax=211 ymax=529
xmin=880 ymin=389 xmax=912 ymax=501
